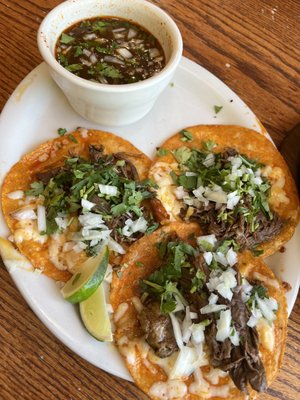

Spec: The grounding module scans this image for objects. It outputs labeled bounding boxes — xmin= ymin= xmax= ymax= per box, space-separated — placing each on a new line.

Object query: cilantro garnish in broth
xmin=27 ymin=145 xmax=157 ymax=256
xmin=169 ymin=141 xmax=281 ymax=250
xmin=55 ymin=17 xmax=166 ymax=85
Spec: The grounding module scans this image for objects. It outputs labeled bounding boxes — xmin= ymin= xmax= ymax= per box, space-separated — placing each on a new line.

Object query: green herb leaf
xmin=172 ymin=147 xmax=192 ymax=164
xmin=25 ymin=181 xmax=44 ymax=196
xmin=68 ymin=134 xmax=78 ymax=143
xmin=180 ymin=129 xmax=193 ymax=142
xmin=65 ymin=64 xmax=84 ymax=72
xmin=60 ymin=33 xmax=75 ymax=44
xmin=214 ymin=105 xmax=223 ymax=114
xmin=57 ymin=128 xmax=67 ymax=136
xmin=202 ymin=140 xmax=216 ymax=151
xmin=156 ymin=148 xmax=169 ymax=157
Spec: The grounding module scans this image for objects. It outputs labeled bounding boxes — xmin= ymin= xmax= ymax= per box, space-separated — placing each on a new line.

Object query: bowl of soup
xmin=38 ymin=0 xmax=183 ymax=126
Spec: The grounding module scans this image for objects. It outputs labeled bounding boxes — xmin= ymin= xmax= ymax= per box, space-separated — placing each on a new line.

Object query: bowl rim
xmin=37 ymin=0 xmax=183 ymax=93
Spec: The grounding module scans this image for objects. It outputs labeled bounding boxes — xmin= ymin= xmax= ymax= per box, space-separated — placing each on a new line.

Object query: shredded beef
xmin=113 ymin=152 xmax=140 ymax=181
xmin=138 ymin=300 xmax=178 ymax=358
xmin=185 ymin=201 xmax=283 ymax=251
xmin=204 ymin=268 xmax=267 ymax=394
xmin=89 ymin=144 xmax=105 ymax=163
xmin=36 ymin=167 xmax=65 ymax=185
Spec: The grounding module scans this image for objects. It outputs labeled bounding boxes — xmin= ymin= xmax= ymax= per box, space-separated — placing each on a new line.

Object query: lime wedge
xmin=80 ymin=284 xmax=113 ymax=341
xmin=61 ymin=246 xmax=109 ymax=304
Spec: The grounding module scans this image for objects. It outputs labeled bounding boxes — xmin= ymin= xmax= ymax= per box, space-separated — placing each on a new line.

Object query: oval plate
xmin=0 ymin=58 xmax=299 ymax=381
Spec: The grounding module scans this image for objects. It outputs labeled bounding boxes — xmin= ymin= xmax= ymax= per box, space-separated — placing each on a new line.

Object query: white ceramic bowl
xmin=37 ymin=0 xmax=183 ymax=126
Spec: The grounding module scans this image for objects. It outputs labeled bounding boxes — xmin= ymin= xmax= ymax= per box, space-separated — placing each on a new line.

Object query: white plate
xmin=0 ymin=58 xmax=299 ymax=381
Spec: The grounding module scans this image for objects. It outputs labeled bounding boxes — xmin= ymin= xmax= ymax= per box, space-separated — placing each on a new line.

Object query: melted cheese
xmin=149 ymin=380 xmax=187 ymax=399
xmin=204 ymin=367 xmax=228 ymax=385
xmin=131 ymin=296 xmax=143 ymax=313
xmin=257 ymin=318 xmax=275 ymax=352
xmin=262 ymin=166 xmax=289 ymax=206
xmin=189 ymin=368 xmax=232 ymax=398
xmin=14 ymin=220 xmax=48 ymax=245
xmin=252 ymin=271 xmax=280 ymax=289
xmin=0 ymin=237 xmax=33 ymax=272
xmin=114 ymin=302 xmax=129 ymax=322
xmin=151 ymin=162 xmax=182 ymax=220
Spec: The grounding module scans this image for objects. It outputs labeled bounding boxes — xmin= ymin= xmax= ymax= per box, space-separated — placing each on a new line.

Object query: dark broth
xmin=55 ymin=17 xmax=166 ymax=85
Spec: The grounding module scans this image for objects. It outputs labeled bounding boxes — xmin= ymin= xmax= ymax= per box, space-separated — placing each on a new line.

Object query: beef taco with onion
xmin=1 ymin=129 xmax=158 ymax=281
xmin=111 ymin=222 xmax=287 ymax=400
xmin=149 ymin=125 xmax=299 ymax=257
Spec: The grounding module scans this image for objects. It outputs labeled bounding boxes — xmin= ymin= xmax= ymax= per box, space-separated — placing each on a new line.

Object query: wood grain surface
xmin=0 ymin=1 xmax=299 ymax=399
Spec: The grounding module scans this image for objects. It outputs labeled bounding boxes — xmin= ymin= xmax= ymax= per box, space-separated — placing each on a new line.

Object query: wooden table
xmin=0 ymin=1 xmax=299 ymax=399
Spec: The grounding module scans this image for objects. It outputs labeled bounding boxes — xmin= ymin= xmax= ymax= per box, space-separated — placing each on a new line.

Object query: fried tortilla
xmin=111 ymin=223 xmax=287 ymax=400
xmin=149 ymin=125 xmax=299 ymax=257
xmin=1 ymin=129 xmax=154 ymax=281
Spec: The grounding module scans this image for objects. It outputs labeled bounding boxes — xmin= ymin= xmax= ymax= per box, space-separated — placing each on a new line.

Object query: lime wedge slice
xmin=61 ymin=246 xmax=109 ymax=304
xmin=79 ymin=284 xmax=113 ymax=342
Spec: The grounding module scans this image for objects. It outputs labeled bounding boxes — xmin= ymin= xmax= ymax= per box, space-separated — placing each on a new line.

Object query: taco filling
xmin=5 ymin=142 xmax=158 ymax=275
xmin=151 ymin=142 xmax=283 ymax=251
xmin=137 ymin=233 xmax=279 ymax=394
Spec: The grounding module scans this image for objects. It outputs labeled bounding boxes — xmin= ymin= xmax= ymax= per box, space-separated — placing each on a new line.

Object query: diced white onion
xmin=37 ymin=205 xmax=46 ymax=233
xmin=55 ymin=216 xmax=68 ymax=230
xmin=190 ymin=312 xmax=198 ymax=320
xmin=174 ymin=186 xmax=186 ymax=200
xmin=216 ymin=309 xmax=231 ymax=342
xmin=11 ymin=208 xmax=37 ymax=221
xmin=98 ymin=184 xmax=119 ymax=196
xmin=78 ymin=212 xmax=104 ymax=228
xmin=204 ymin=189 xmax=227 ymax=204
xmin=182 ymin=306 xmax=193 ymax=343
xmin=226 ymin=247 xmax=237 ymax=267
xmin=81 ymin=199 xmax=96 ymax=211
xmin=117 ymin=47 xmax=133 ymax=59
xmin=149 ymin=48 xmax=160 ymax=59
xmin=170 ymin=313 xmax=184 ymax=349
xmin=128 ymin=28 xmax=137 ymax=39
xmin=197 ymin=234 xmax=217 ymax=248
xmin=208 ymin=293 xmax=218 ymax=305
xmin=203 ymin=153 xmax=215 ymax=167
xmin=83 ymin=33 xmax=97 ymax=40
xmin=122 ymin=217 xmax=148 ymax=237
xmin=226 ymin=191 xmax=240 ymax=210
xmin=7 ymin=190 xmax=24 ymax=200
xmin=203 ymin=251 xmax=213 ymax=265
xmin=108 ymin=237 xmax=125 ymax=254
xmin=191 ymin=323 xmax=205 ymax=345
xmin=83 ymin=48 xmax=92 ymax=57
xmin=90 ymin=53 xmax=98 ymax=64
xmin=103 ymin=55 xmax=124 ymax=65
xmin=255 ymin=294 xmax=277 ymax=322
xmin=200 ymin=304 xmax=227 ymax=314
xmin=214 ymin=251 xmax=228 ymax=266
xmin=253 ymin=176 xmax=263 ymax=185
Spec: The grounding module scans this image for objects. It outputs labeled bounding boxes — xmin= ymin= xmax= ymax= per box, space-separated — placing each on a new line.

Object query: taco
xmin=1 ymin=129 xmax=158 ymax=281
xmin=111 ymin=223 xmax=287 ymax=400
xmin=149 ymin=125 xmax=299 ymax=257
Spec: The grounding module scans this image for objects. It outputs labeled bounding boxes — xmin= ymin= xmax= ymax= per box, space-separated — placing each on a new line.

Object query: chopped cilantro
xmin=202 ymin=140 xmax=216 ymax=151
xmin=135 ymin=261 xmax=144 ymax=268
xmin=180 ymin=129 xmax=193 ymax=142
xmin=68 ymin=134 xmax=78 ymax=143
xmin=172 ymin=147 xmax=192 ymax=164
xmin=156 ymin=148 xmax=169 ymax=157
xmin=190 ymin=270 xmax=206 ymax=293
xmin=60 ymin=33 xmax=75 ymax=44
xmin=65 ymin=64 xmax=83 ymax=72
xmin=25 ymin=181 xmax=44 ymax=196
xmin=146 ymin=223 xmax=159 ymax=234
xmin=214 ymin=105 xmax=223 ymax=114
xmin=57 ymin=128 xmax=67 ymax=136
xmin=92 ymin=62 xmax=123 ymax=79
xmin=252 ymin=247 xmax=264 ymax=257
